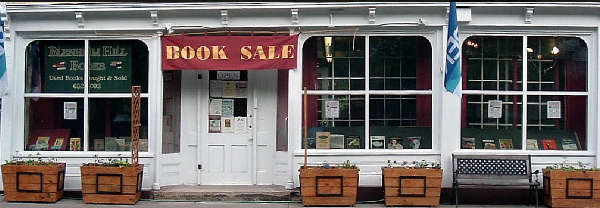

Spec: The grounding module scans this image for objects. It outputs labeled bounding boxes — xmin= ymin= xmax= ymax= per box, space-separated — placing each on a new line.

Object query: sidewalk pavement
xmin=0 ymin=196 xmax=546 ymax=208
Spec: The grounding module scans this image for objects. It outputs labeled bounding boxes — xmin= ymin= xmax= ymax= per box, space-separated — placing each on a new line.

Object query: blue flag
xmin=445 ymin=2 xmax=461 ymax=94
xmin=0 ymin=9 xmax=6 ymax=95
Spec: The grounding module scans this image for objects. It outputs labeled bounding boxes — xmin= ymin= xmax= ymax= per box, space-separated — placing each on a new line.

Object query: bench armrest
xmin=531 ymin=170 xmax=540 ymax=185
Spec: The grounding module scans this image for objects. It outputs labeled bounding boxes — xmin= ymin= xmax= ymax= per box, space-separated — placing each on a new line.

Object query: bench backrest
xmin=453 ymin=154 xmax=532 ymax=180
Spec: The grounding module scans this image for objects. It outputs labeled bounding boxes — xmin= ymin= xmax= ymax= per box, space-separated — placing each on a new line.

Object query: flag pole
xmin=303 ymin=87 xmax=308 ymax=168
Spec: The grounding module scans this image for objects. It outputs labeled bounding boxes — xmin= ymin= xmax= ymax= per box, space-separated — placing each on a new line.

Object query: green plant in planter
xmin=545 ymin=160 xmax=600 ymax=171
xmin=386 ymin=159 xmax=441 ymax=169
xmin=85 ymin=154 xmax=132 ymax=167
xmin=4 ymin=152 xmax=60 ymax=166
xmin=338 ymin=160 xmax=357 ymax=169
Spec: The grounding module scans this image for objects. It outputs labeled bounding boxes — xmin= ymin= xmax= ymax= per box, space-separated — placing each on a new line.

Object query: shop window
xmin=89 ymin=98 xmax=148 ymax=151
xmin=24 ymin=40 xmax=149 ymax=152
xmin=302 ymin=36 xmax=432 ymax=150
xmin=461 ymin=36 xmax=587 ymax=151
xmin=162 ymin=71 xmax=181 ymax=154
xmin=276 ymin=70 xmax=289 ymax=151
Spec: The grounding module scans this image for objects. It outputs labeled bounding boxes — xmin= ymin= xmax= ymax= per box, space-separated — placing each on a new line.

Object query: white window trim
xmin=19 ymin=38 xmax=152 ymax=155
xmin=460 ymin=33 xmax=594 ymax=153
xmin=299 ymin=33 xmax=436 ymax=153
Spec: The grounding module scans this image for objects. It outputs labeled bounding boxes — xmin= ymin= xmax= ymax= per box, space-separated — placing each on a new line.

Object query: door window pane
xmin=89 ymin=98 xmax=148 ymax=151
xmin=527 ymin=37 xmax=587 ymax=92
xmin=25 ymin=98 xmax=84 ymax=151
xmin=26 ymin=40 xmax=84 ymax=93
xmin=526 ymin=95 xmax=586 ymax=150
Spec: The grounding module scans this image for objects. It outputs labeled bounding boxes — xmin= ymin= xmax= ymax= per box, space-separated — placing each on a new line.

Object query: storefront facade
xmin=0 ymin=2 xmax=599 ymax=191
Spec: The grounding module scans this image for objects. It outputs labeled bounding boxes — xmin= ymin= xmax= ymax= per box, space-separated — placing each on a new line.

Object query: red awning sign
xmin=161 ymin=35 xmax=298 ymax=70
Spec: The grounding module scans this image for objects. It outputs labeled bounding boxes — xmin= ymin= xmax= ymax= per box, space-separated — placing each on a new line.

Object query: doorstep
xmin=152 ymin=185 xmax=300 ymax=201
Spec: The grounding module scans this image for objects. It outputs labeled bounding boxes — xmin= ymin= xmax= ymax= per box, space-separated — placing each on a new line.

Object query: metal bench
xmin=452 ymin=154 xmax=540 ymax=207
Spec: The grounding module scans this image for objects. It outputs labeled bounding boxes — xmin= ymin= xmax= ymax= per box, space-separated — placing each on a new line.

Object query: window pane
xmin=303 ymin=36 xmax=365 ymax=90
xmin=370 ymin=37 xmax=431 ymax=90
xmin=461 ymin=95 xmax=523 ymax=150
xmin=302 ymin=95 xmax=365 ymax=149
xmin=369 ymin=95 xmax=432 ymax=149
xmin=163 ymin=71 xmax=181 ymax=154
xmin=527 ymin=37 xmax=587 ymax=91
xmin=526 ymin=95 xmax=586 ymax=150
xmin=25 ymin=98 xmax=84 ymax=151
xmin=89 ymin=40 xmax=148 ymax=93
xmin=89 ymin=98 xmax=148 ymax=152
xmin=463 ymin=36 xmax=522 ymax=91
xmin=26 ymin=40 xmax=84 ymax=93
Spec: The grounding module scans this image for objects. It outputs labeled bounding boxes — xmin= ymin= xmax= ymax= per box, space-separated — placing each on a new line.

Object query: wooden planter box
xmin=544 ymin=169 xmax=600 ymax=208
xmin=382 ymin=167 xmax=442 ymax=207
xmin=1 ymin=163 xmax=66 ymax=202
xmin=80 ymin=164 xmax=143 ymax=205
xmin=299 ymin=167 xmax=359 ymax=206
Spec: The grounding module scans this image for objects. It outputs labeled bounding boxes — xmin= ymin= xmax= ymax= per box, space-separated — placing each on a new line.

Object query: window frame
xmin=20 ymin=38 xmax=152 ymax=156
xmin=301 ymin=33 xmax=436 ymax=153
xmin=460 ymin=34 xmax=593 ymax=154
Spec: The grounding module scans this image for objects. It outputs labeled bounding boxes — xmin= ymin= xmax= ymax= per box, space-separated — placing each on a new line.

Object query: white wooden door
xmin=199 ymin=70 xmax=277 ymax=185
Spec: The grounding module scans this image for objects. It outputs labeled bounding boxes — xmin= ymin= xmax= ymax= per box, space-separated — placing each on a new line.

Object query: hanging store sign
xmin=161 ymin=35 xmax=298 ymax=70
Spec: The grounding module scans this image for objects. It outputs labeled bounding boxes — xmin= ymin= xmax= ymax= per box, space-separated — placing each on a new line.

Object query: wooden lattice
xmin=131 ymin=86 xmax=141 ymax=165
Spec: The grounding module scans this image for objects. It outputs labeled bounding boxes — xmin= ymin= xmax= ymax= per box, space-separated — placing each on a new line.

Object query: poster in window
xmin=235 ymin=81 xmax=248 ymax=98
xmin=222 ymin=81 xmax=236 ymax=98
xmin=209 ymin=115 xmax=221 ymax=133
xmin=325 ymin=100 xmax=340 ymax=119
xmin=482 ymin=139 xmax=497 ymax=149
xmin=63 ymin=102 xmax=77 ymax=120
xmin=209 ymin=99 xmax=223 ymax=115
xmin=209 ymin=80 xmax=223 ymax=98
xmin=88 ymin=41 xmax=132 ymax=92
xmin=526 ymin=139 xmax=539 ymax=150
xmin=547 ymin=101 xmax=561 ymax=119
xmin=487 ymin=100 xmax=502 ymax=118
xmin=499 ymin=139 xmax=514 ymax=150
xmin=234 ymin=117 xmax=248 ymax=135
xmin=541 ymin=139 xmax=558 ymax=150
xmin=407 ymin=137 xmax=421 ymax=149
xmin=386 ymin=138 xmax=403 ymax=149
xmin=221 ymin=117 xmax=234 ymax=133
xmin=217 ymin=71 xmax=240 ymax=81
xmin=560 ymin=138 xmax=578 ymax=150
xmin=461 ymin=137 xmax=476 ymax=149
xmin=221 ymin=99 xmax=234 ymax=117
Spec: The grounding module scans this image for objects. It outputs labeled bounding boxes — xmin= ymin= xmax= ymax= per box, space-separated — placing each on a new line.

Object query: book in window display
xmin=35 ymin=136 xmax=50 ymax=150
xmin=461 ymin=137 xmax=476 ymax=149
xmin=482 ymin=139 xmax=497 ymax=149
xmin=105 ymin=137 xmax=118 ymax=151
xmin=51 ymin=138 xmax=65 ymax=151
xmin=115 ymin=138 xmax=126 ymax=151
xmin=499 ymin=139 xmax=514 ymax=150
xmin=541 ymin=139 xmax=558 ymax=150
xmin=407 ymin=137 xmax=421 ymax=149
xmin=386 ymin=138 xmax=403 ymax=149
xmin=330 ymin=134 xmax=344 ymax=149
xmin=306 ymin=137 xmax=316 ymax=149
xmin=316 ymin=132 xmax=331 ymax=149
xmin=140 ymin=139 xmax=148 ymax=152
xmin=560 ymin=138 xmax=579 ymax=150
xmin=370 ymin=136 xmax=385 ymax=149
xmin=345 ymin=136 xmax=360 ymax=149
xmin=526 ymin=139 xmax=539 ymax=150
xmin=69 ymin=138 xmax=81 ymax=151
xmin=122 ymin=137 xmax=131 ymax=151
xmin=93 ymin=138 xmax=105 ymax=151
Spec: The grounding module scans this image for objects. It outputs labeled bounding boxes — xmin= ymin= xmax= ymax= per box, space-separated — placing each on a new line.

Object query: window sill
xmin=294 ymin=149 xmax=440 ymax=156
xmin=14 ymin=151 xmax=155 ymax=158
xmin=453 ymin=149 xmax=595 ymax=156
